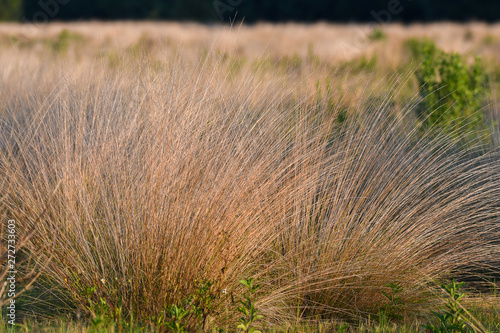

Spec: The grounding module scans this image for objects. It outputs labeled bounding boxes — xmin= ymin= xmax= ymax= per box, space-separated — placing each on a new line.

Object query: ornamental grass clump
xmin=0 ymin=49 xmax=499 ymax=326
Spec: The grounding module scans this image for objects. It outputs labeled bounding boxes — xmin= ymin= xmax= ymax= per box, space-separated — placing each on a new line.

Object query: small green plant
xmin=50 ymin=29 xmax=84 ymax=54
xmin=380 ymin=281 xmax=405 ymax=320
xmin=164 ymin=304 xmax=192 ymax=333
xmin=237 ymin=278 xmax=264 ymax=333
xmin=424 ymin=280 xmax=472 ymax=333
xmin=192 ymin=279 xmax=218 ymax=330
xmin=85 ymin=285 xmax=123 ymax=333
xmin=307 ymin=42 xmax=320 ymax=64
xmin=340 ymin=54 xmax=378 ymax=73
xmin=276 ymin=53 xmax=303 ymax=73
xmin=153 ymin=279 xmax=219 ymax=332
xmin=336 ymin=323 xmax=348 ymax=332
xmin=482 ymin=34 xmax=496 ymax=46
xmin=52 ymin=29 xmax=70 ymax=54
xmin=411 ymin=39 xmax=489 ymax=141
xmin=369 ymin=27 xmax=387 ymax=41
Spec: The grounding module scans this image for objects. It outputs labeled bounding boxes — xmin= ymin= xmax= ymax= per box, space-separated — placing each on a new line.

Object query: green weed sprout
xmin=237 ymin=278 xmax=264 ymax=333
xmin=424 ymin=280 xmax=472 ymax=333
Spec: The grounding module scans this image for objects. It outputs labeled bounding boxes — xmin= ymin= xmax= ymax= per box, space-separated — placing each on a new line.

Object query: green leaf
xmin=237 ymin=323 xmax=249 ymax=330
xmin=254 ymin=314 xmax=264 ymax=320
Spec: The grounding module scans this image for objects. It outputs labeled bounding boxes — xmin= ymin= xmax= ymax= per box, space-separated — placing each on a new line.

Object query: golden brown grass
xmin=1 ymin=21 xmax=500 ymax=60
xmin=0 ymin=22 xmax=499 ymax=327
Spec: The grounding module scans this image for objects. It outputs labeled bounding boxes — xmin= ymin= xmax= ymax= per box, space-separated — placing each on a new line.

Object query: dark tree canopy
xmin=5 ymin=0 xmax=500 ymax=22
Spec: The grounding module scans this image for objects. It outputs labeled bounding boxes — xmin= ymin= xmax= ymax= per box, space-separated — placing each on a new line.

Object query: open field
xmin=0 ymin=22 xmax=500 ymax=331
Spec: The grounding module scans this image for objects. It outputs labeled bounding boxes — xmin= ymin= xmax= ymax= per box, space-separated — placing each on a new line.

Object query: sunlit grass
xmin=0 ymin=22 xmax=499 ymax=331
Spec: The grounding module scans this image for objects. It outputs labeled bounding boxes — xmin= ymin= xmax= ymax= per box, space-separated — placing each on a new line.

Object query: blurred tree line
xmin=1 ymin=0 xmax=499 ymax=22
xmin=0 ymin=0 xmax=22 ymax=20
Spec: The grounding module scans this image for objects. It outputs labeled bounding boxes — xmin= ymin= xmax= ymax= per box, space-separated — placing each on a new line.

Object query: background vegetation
xmin=0 ymin=0 xmax=497 ymax=22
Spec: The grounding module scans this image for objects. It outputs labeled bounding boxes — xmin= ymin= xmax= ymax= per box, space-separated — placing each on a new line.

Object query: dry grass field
xmin=0 ymin=22 xmax=500 ymax=331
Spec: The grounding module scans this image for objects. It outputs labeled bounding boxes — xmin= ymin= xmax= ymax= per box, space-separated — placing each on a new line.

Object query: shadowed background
xmin=0 ymin=0 xmax=499 ymax=22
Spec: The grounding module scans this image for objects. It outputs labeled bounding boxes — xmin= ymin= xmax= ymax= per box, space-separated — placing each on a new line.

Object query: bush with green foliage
xmin=409 ymin=39 xmax=488 ymax=141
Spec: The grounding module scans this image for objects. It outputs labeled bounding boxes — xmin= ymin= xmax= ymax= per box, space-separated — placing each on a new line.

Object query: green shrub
xmin=369 ymin=27 xmax=387 ymax=41
xmin=50 ymin=29 xmax=85 ymax=55
xmin=405 ymin=38 xmax=436 ymax=63
xmin=411 ymin=39 xmax=488 ymax=140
